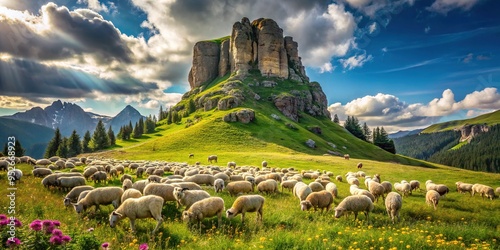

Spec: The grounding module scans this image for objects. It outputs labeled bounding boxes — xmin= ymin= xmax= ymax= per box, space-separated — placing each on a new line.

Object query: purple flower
xmin=42 ymin=220 xmax=53 ymax=227
xmin=29 ymin=221 xmax=42 ymax=231
xmin=6 ymin=237 xmax=21 ymax=246
xmin=139 ymin=243 xmax=149 ymax=250
xmin=49 ymin=236 xmax=63 ymax=245
xmin=45 ymin=225 xmax=55 ymax=234
xmin=101 ymin=242 xmax=110 ymax=249
xmin=14 ymin=218 xmax=22 ymax=227
xmin=61 ymin=235 xmax=72 ymax=243
xmin=0 ymin=220 xmax=8 ymax=226
xmin=52 ymin=229 xmax=63 ymax=237
xmin=52 ymin=220 xmax=61 ymax=227
xmin=0 ymin=214 xmax=7 ymax=220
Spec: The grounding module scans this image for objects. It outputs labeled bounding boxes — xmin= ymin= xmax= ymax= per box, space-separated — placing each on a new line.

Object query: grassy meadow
xmin=1 ymin=153 xmax=499 ymax=250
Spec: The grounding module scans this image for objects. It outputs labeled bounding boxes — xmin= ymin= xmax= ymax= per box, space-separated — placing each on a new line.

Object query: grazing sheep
xmin=257 ymin=179 xmax=278 ymax=194
xmin=308 ymin=182 xmax=324 ymax=192
xmin=409 ymin=180 xmax=420 ymax=193
xmin=226 ymin=195 xmax=265 ymax=223
xmin=42 ymin=174 xmax=60 ymax=189
xmin=77 ymin=190 xmax=91 ymax=203
xmin=132 ymin=180 xmax=148 ymax=194
xmin=90 ymin=171 xmax=108 ymax=184
xmin=207 ymin=155 xmax=218 ymax=163
xmin=213 ymin=173 xmax=230 ymax=183
xmin=143 ymin=183 xmax=176 ymax=203
xmin=230 ymin=175 xmax=245 ymax=182
xmin=344 ymin=154 xmax=350 ymax=160
xmin=293 ymin=182 xmax=312 ymax=202
xmin=121 ymin=188 xmax=142 ymax=203
xmin=57 ymin=176 xmax=86 ymax=192
xmin=185 ymin=169 xmax=199 ymax=176
xmin=426 ymin=190 xmax=440 ymax=210
xmin=120 ymin=174 xmax=132 ymax=183
xmin=63 ymin=186 xmax=94 ymax=207
xmin=115 ymin=165 xmax=125 ymax=175
xmin=83 ymin=167 xmax=98 ymax=180
xmin=381 ymin=181 xmax=393 ymax=194
xmin=425 ymin=180 xmax=449 ymax=196
xmin=300 ymin=190 xmax=334 ymax=212
xmin=8 ymin=169 xmax=22 ymax=183
xmin=472 ymin=184 xmax=495 ymax=200
xmin=122 ymin=179 xmax=133 ymax=191
xmin=281 ymin=180 xmax=298 ymax=193
xmin=226 ymin=181 xmax=254 ymax=196
xmin=394 ymin=182 xmax=411 ymax=197
xmin=73 ymin=187 xmax=124 ymax=213
xmin=171 ymin=182 xmax=203 ymax=191
xmin=32 ymin=168 xmax=53 ymax=178
xmin=347 ymin=177 xmax=360 ymax=186
xmin=266 ymin=173 xmax=282 ymax=183
xmin=214 ymin=179 xmax=225 ymax=193
xmin=182 ymin=197 xmax=225 ymax=231
xmin=261 ymin=161 xmax=268 ymax=168
xmin=109 ymin=195 xmax=164 ymax=234
xmin=173 ymin=187 xmax=210 ymax=210
xmin=109 ymin=168 xmax=118 ymax=179
xmin=368 ymin=181 xmax=386 ymax=202
xmin=356 ymin=190 xmax=376 ymax=203
xmin=334 ymin=195 xmax=374 ymax=221
xmin=385 ymin=192 xmax=402 ymax=224
xmin=357 ymin=162 xmax=363 ymax=169
xmin=136 ymin=167 xmax=145 ymax=178
xmin=325 ymin=182 xmax=338 ymax=199
xmin=148 ymin=175 xmax=162 ymax=183
xmin=183 ymin=174 xmax=215 ymax=186
xmin=455 ymin=182 xmax=473 ymax=195
xmin=152 ymin=169 xmax=164 ymax=176
xmin=227 ymin=161 xmax=236 ymax=168
xmin=189 ymin=153 xmax=194 ymax=158
xmin=496 ymin=187 xmax=500 ymax=196
xmin=336 ymin=175 xmax=343 ymax=182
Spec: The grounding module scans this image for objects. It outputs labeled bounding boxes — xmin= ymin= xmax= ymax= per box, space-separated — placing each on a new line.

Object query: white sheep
xmin=381 ymin=181 xmax=393 ymax=194
xmin=121 ymin=188 xmax=142 ymax=203
xmin=120 ymin=174 xmax=132 ymax=183
xmin=173 ymin=187 xmax=210 ymax=210
xmin=293 ymin=182 xmax=313 ymax=202
xmin=143 ymin=183 xmax=176 ymax=203
xmin=7 ymin=169 xmax=22 ymax=183
xmin=109 ymin=195 xmax=164 ymax=234
xmin=472 ymin=184 xmax=495 ymax=200
xmin=394 ymin=182 xmax=411 ymax=197
xmin=122 ymin=179 xmax=133 ymax=191
xmin=227 ymin=161 xmax=236 ymax=168
xmin=64 ymin=185 xmax=94 ymax=207
xmin=368 ymin=180 xmax=386 ymax=202
xmin=226 ymin=181 xmax=254 ymax=196
xmin=425 ymin=180 xmax=449 ymax=196
xmin=308 ymin=182 xmax=324 ymax=192
xmin=300 ymin=190 xmax=334 ymax=212
xmin=496 ymin=187 xmax=500 ymax=196
xmin=281 ymin=180 xmax=298 ymax=193
xmin=335 ymin=175 xmax=343 ymax=182
xmin=83 ymin=166 xmax=98 ymax=180
xmin=257 ymin=179 xmax=278 ymax=194
xmin=148 ymin=175 xmax=162 ymax=183
xmin=214 ymin=179 xmax=225 ymax=193
xmin=73 ymin=187 xmax=124 ymax=213
xmin=32 ymin=168 xmax=53 ymax=178
xmin=90 ymin=171 xmax=107 ymax=184
xmin=347 ymin=177 xmax=360 ymax=186
xmin=226 ymin=195 xmax=265 ymax=223
xmin=325 ymin=182 xmax=338 ymax=199
xmin=455 ymin=181 xmax=473 ymax=195
xmin=183 ymin=174 xmax=215 ymax=186
xmin=182 ymin=197 xmax=225 ymax=231
xmin=57 ymin=176 xmax=86 ymax=192
xmin=426 ymin=190 xmax=440 ymax=210
xmin=334 ymin=195 xmax=374 ymax=221
xmin=171 ymin=182 xmax=203 ymax=190
xmin=132 ymin=180 xmax=148 ymax=194
xmin=136 ymin=167 xmax=145 ymax=178
xmin=207 ymin=155 xmax=218 ymax=163
xmin=385 ymin=192 xmax=402 ymax=224
xmin=213 ymin=173 xmax=230 ymax=183
xmin=261 ymin=161 xmax=268 ymax=168
xmin=409 ymin=180 xmax=420 ymax=193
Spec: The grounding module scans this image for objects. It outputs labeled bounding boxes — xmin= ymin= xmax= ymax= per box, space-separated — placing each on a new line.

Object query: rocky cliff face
xmin=458 ymin=124 xmax=489 ymax=142
xmin=185 ymin=17 xmax=330 ymax=122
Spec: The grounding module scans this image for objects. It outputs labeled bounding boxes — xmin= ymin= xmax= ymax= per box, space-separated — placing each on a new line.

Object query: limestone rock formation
xmin=458 ymin=124 xmax=489 ymax=142
xmin=189 ymin=41 xmax=220 ymax=89
xmin=252 ymin=18 xmax=288 ymax=78
xmin=223 ymin=109 xmax=255 ymax=124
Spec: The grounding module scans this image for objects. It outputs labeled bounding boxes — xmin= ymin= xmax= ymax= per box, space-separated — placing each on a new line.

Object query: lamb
xmin=73 ymin=187 xmax=124 ymax=213
xmin=257 ymin=179 xmax=278 ymax=194
xmin=182 ymin=197 xmax=225 ymax=231
xmin=325 ymin=182 xmax=338 ymax=198
xmin=173 ymin=187 xmax=210 ymax=210
xmin=455 ymin=181 xmax=473 ymax=195
xmin=132 ymin=180 xmax=148 ymax=194
xmin=109 ymin=195 xmax=164 ymax=234
xmin=226 ymin=195 xmax=265 ymax=223
xmin=227 ymin=161 xmax=236 ymax=168
xmin=281 ymin=180 xmax=298 ymax=192
xmin=334 ymin=195 xmax=374 ymax=221
xmin=57 ymin=176 xmax=86 ymax=192
xmin=214 ymin=179 xmax=225 ymax=193
xmin=42 ymin=174 xmax=59 ymax=189
xmin=207 ymin=155 xmax=218 ymax=163
xmin=425 ymin=190 xmax=440 ymax=210
xmin=368 ymin=180 xmax=386 ymax=202
xmin=63 ymin=186 xmax=94 ymax=207
xmin=121 ymin=188 xmax=142 ymax=203
xmin=385 ymin=192 xmax=402 ymax=224
xmin=300 ymin=190 xmax=334 ymax=212
xmin=183 ymin=174 xmax=215 ymax=186
xmin=143 ymin=183 xmax=176 ymax=203
xmin=226 ymin=181 xmax=254 ymax=196
xmin=32 ymin=168 xmax=53 ymax=178
xmin=90 ymin=171 xmax=107 ymax=184
xmin=308 ymin=182 xmax=325 ymax=192
xmin=122 ymin=179 xmax=133 ymax=191
xmin=409 ymin=180 xmax=420 ymax=193
xmin=293 ymin=182 xmax=312 ymax=201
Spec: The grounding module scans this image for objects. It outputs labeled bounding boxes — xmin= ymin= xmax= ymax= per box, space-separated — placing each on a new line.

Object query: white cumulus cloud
xmin=427 ymin=0 xmax=481 ymax=15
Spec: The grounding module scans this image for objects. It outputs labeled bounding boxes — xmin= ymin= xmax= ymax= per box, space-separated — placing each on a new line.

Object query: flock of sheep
xmin=1 ymin=155 xmax=499 ymax=235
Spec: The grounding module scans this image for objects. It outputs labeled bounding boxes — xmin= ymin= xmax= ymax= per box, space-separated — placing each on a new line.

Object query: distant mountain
xmin=0 ymin=117 xmax=54 ymax=159
xmin=3 ymin=100 xmax=145 ymax=137
xmin=388 ymin=129 xmax=424 ymax=139
xmin=422 ymin=110 xmax=500 ymax=133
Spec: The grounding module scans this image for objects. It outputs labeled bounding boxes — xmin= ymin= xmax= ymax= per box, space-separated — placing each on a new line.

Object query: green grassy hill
xmin=103 ymin=73 xmax=427 ymax=167
xmin=422 ymin=110 xmax=500 ymax=133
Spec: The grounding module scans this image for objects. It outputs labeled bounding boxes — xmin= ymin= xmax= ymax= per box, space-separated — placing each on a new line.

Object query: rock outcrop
xmin=458 ymin=124 xmax=489 ymax=142
xmin=189 ymin=41 xmax=220 ymax=89
xmin=223 ymin=109 xmax=255 ymax=124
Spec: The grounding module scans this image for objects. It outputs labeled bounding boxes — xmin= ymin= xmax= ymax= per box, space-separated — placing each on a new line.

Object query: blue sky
xmin=0 ymin=0 xmax=499 ymax=132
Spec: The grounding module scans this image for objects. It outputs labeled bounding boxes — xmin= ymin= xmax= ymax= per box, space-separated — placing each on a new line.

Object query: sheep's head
xmin=334 ymin=207 xmax=345 ymax=218
xmin=182 ymin=211 xmax=193 ymax=223
xmin=63 ymin=198 xmax=71 ymax=207
xmin=300 ymin=201 xmax=312 ymax=211
xmin=109 ymin=211 xmax=123 ymax=228
xmin=225 ymin=208 xmax=237 ymax=219
xmin=73 ymin=203 xmax=85 ymax=213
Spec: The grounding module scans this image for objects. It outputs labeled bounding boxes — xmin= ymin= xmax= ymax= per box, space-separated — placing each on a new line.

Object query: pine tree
xmin=67 ymin=130 xmax=81 ymax=157
xmin=373 ymin=126 xmax=396 ymax=154
xmin=82 ymin=130 xmax=92 ymax=153
xmin=362 ymin=123 xmax=371 ymax=142
xmin=3 ymin=140 xmax=25 ymax=157
xmin=56 ymin=137 xmax=69 ymax=158
xmin=188 ymin=99 xmax=196 ymax=113
xmin=333 ymin=114 xmax=339 ymax=124
xmin=138 ymin=117 xmax=144 ymax=134
xmin=91 ymin=120 xmax=109 ymax=151
xmin=344 ymin=116 xmax=366 ymax=141
xmin=133 ymin=122 xmax=142 ymax=138
xmin=107 ymin=126 xmax=116 ymax=146
xmin=44 ymin=128 xmax=62 ymax=158
xmin=159 ymin=105 xmax=164 ymax=121
xmin=167 ymin=110 xmax=173 ymax=125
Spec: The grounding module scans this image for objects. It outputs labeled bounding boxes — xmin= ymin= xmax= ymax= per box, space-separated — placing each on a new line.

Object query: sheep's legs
xmin=152 ymin=217 xmax=163 ymax=234
xmin=129 ymin=219 xmax=137 ymax=233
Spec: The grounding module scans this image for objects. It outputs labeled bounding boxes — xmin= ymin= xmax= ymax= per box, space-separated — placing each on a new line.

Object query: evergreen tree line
xmin=158 ymin=99 xmax=196 ymax=124
xmin=117 ymin=116 xmax=157 ymax=140
xmin=393 ymin=130 xmax=460 ymax=160
xmin=428 ymin=124 xmax=500 ymax=173
xmin=2 ymin=140 xmax=25 ymax=157
xmin=335 ymin=115 xmax=396 ymax=154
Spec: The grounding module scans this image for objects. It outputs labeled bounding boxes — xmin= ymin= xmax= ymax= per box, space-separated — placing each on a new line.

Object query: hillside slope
xmin=422 ymin=109 xmax=500 ymax=133
xmin=0 ymin=117 xmax=54 ymax=158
